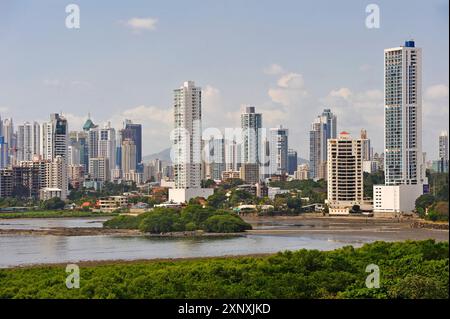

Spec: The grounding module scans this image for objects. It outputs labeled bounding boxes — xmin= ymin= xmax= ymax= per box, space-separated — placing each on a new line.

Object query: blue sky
xmin=0 ymin=0 xmax=448 ymax=159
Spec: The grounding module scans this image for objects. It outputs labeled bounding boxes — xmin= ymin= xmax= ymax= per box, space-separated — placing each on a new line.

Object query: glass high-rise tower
xmin=384 ymin=40 xmax=427 ymax=186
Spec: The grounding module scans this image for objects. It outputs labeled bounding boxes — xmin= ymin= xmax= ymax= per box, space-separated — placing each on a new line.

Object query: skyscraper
xmin=40 ymin=114 xmax=68 ymax=200
xmin=374 ymin=40 xmax=428 ymax=215
xmin=98 ymin=123 xmax=116 ymax=176
xmin=384 ymin=40 xmax=426 ymax=186
xmin=439 ymin=131 xmax=448 ymax=162
xmin=205 ymin=136 xmax=225 ymax=180
xmin=1 ymin=118 xmax=14 ymax=164
xmin=321 ymin=109 xmax=337 ymax=140
xmin=69 ymin=131 xmax=88 ymax=169
xmin=41 ymin=113 xmax=68 ymax=161
xmin=0 ymin=136 xmax=8 ymax=169
xmin=437 ymin=130 xmax=449 ymax=173
xmin=360 ymin=129 xmax=372 ymax=161
xmin=241 ymin=106 xmax=262 ymax=165
xmin=16 ymin=122 xmax=41 ymax=162
xmin=121 ymin=120 xmax=142 ymax=171
xmin=309 ymin=109 xmax=337 ymax=180
xmin=287 ymin=149 xmax=298 ymax=175
xmin=169 ymin=81 xmax=213 ymax=202
xmin=269 ymin=126 xmax=289 ymax=176
xmin=121 ymin=138 xmax=137 ymax=175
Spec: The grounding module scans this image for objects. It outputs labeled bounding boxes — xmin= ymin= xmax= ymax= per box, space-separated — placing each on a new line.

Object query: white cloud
xmin=359 ymin=64 xmax=373 ymax=72
xmin=263 ymin=64 xmax=285 ymax=75
xmin=268 ymin=72 xmax=308 ymax=107
xmin=321 ymin=87 xmax=384 ymax=147
xmin=124 ymin=17 xmax=158 ymax=32
xmin=425 ymin=84 xmax=449 ymax=100
xmin=277 ymin=73 xmax=304 ymax=89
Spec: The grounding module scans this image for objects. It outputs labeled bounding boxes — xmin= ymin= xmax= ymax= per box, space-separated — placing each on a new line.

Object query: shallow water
xmin=0 ymin=217 xmax=109 ymax=230
xmin=0 ymin=233 xmax=372 ymax=268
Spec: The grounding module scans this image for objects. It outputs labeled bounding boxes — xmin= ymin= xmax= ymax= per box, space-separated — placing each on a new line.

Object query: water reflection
xmin=0 ymin=233 xmax=370 ymax=268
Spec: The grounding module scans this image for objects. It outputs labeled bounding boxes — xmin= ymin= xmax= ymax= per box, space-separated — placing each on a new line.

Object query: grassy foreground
xmin=0 ymin=240 xmax=447 ymax=299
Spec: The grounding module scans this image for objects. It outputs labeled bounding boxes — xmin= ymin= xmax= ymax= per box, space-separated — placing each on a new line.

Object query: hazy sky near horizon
xmin=0 ymin=0 xmax=448 ymax=159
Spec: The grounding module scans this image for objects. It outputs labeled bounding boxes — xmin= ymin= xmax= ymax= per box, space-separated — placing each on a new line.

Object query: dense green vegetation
xmin=0 ymin=240 xmax=447 ymax=299
xmin=270 ymin=179 xmax=327 ymax=204
xmin=103 ymin=206 xmax=251 ymax=233
xmin=415 ymin=172 xmax=449 ymax=222
xmin=0 ymin=210 xmax=117 ymax=219
xmin=363 ymin=171 xmax=385 ymax=198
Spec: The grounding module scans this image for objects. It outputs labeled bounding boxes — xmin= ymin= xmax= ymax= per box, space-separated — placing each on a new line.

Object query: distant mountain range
xmin=143 ymin=148 xmax=172 ymax=163
xmin=143 ymin=148 xmax=309 ymax=165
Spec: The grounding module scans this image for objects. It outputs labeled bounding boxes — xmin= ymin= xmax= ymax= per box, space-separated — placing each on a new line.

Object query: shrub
xmin=202 ymin=214 xmax=252 ymax=233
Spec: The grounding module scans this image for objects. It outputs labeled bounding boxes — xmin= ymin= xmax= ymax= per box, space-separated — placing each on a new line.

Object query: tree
xmin=415 ymin=194 xmax=435 ymax=212
xmin=202 ymin=214 xmax=252 ymax=233
xmin=207 ymin=191 xmax=228 ymax=208
xmin=287 ymin=196 xmax=302 ymax=214
xmin=11 ymin=184 xmax=30 ymax=199
xmin=40 ymin=197 xmax=66 ymax=210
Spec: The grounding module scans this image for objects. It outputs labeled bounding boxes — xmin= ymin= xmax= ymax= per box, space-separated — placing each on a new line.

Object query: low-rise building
xmin=40 ymin=187 xmax=62 ymax=200
xmin=97 ymin=196 xmax=128 ymax=212
xmin=373 ymin=184 xmax=424 ymax=217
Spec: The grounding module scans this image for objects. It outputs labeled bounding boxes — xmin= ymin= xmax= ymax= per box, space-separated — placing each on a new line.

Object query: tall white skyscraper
xmin=17 ymin=122 xmax=41 ymax=162
xmin=374 ymin=40 xmax=427 ymax=215
xmin=98 ymin=122 xmax=116 ymax=176
xmin=169 ymin=81 xmax=213 ymax=203
xmin=384 ymin=40 xmax=426 ymax=186
xmin=241 ymin=106 xmax=262 ymax=165
xmin=172 ymin=81 xmax=202 ymax=189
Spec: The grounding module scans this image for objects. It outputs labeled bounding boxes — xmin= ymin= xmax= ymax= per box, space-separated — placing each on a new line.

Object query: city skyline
xmin=0 ymin=0 xmax=448 ymax=159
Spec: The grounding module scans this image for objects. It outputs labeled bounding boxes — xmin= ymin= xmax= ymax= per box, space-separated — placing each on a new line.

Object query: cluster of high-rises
xmin=0 ymin=112 xmax=148 ymax=200
xmin=168 ymin=81 xmax=300 ymax=202
xmin=0 ymin=40 xmax=447 ymax=214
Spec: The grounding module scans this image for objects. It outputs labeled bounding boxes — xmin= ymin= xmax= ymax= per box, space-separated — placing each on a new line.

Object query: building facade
xmin=327 ymin=132 xmax=363 ymax=215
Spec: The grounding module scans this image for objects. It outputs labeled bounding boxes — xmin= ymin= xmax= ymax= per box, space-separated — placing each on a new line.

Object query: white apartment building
xmin=169 ymin=81 xmax=213 ymax=203
xmin=89 ymin=157 xmax=110 ymax=181
xmin=374 ymin=40 xmax=428 ymax=215
xmin=327 ymin=132 xmax=363 ymax=215
xmin=44 ymin=155 xmax=68 ymax=200
xmin=16 ymin=122 xmax=41 ymax=162
xmin=98 ymin=123 xmax=116 ymax=175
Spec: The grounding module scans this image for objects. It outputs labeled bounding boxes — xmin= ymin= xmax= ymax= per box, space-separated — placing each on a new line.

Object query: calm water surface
xmin=0 ymin=217 xmax=377 ymax=268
